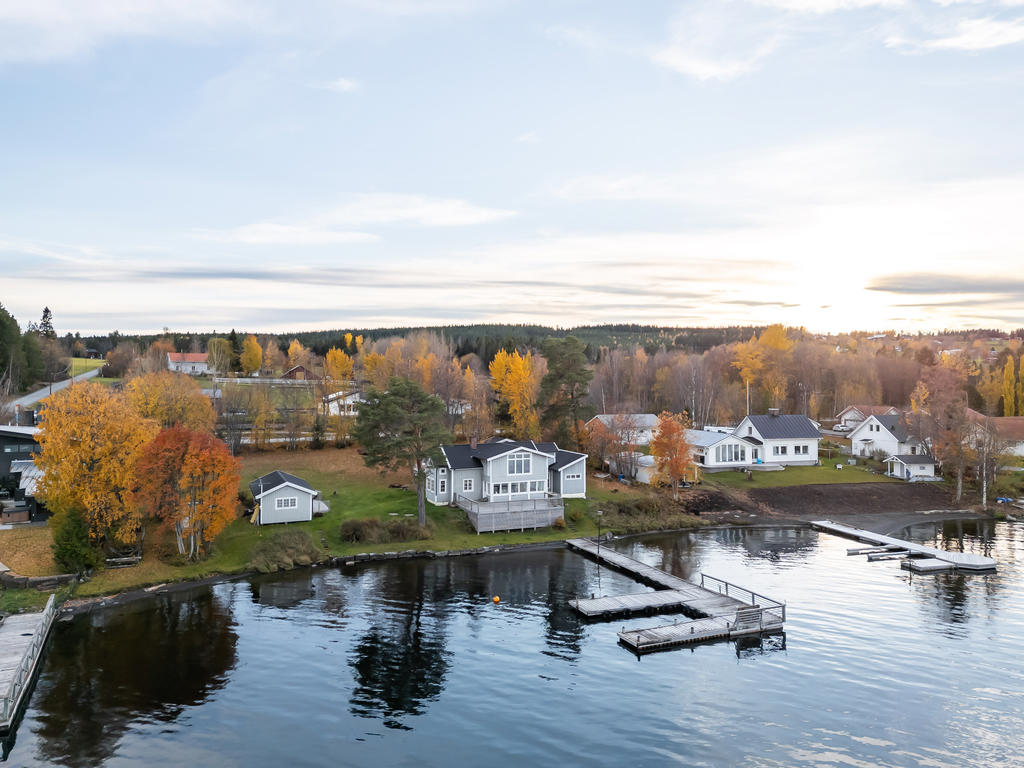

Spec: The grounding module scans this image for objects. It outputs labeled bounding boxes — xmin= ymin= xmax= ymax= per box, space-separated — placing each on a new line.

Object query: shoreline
xmin=59 ymin=506 xmax=996 ymax=617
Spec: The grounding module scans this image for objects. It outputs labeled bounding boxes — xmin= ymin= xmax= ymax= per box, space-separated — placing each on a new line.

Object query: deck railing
xmin=455 ymin=494 xmax=564 ymax=533
xmin=700 ymin=573 xmax=786 ymax=624
xmin=0 ymin=593 xmax=57 ymax=724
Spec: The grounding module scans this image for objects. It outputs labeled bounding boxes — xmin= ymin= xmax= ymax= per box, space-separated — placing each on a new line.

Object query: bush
xmin=51 ymin=509 xmax=102 ymax=574
xmin=247 ymin=530 xmax=321 ymax=574
xmin=552 ymin=517 xmax=566 ymax=529
xmin=340 ymin=517 xmax=433 ymax=545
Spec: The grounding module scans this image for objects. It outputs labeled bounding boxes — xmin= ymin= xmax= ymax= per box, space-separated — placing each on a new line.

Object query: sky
xmin=1 ymin=0 xmax=1023 ymax=336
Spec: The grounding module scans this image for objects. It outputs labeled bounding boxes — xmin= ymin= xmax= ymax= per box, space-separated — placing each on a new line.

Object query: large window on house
xmin=508 ymin=453 xmax=531 ymax=475
xmin=463 ymin=478 xmax=473 ymax=492
xmin=715 ymin=444 xmax=746 ymax=463
xmin=439 ymin=479 xmax=446 ymax=494
xmin=427 ymin=476 xmax=435 ymax=492
xmin=275 ymin=497 xmax=298 ymax=510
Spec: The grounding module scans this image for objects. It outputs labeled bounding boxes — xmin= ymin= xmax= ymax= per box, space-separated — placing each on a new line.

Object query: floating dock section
xmin=0 ymin=594 xmax=58 ymax=734
xmin=810 ymin=520 xmax=996 ymax=572
xmin=566 ymin=538 xmax=785 ymax=653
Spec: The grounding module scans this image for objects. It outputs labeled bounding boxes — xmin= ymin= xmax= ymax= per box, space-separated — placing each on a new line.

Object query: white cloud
xmin=650 ymin=3 xmax=785 ymax=81
xmin=0 ymin=0 xmax=252 ymax=61
xmin=324 ymin=194 xmax=517 ymax=227
xmin=320 ymin=77 xmax=361 ymax=93
xmin=515 ymin=130 xmax=540 ymax=144
xmin=920 ymin=16 xmax=1024 ymax=50
xmin=195 ymin=194 xmax=516 ymax=244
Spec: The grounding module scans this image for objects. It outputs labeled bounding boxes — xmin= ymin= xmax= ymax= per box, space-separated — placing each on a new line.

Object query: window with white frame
xmin=715 ymin=444 xmax=746 ymax=463
xmin=507 ymin=453 xmax=531 ymax=475
xmin=492 ymin=483 xmax=500 ymax=494
xmin=275 ymin=497 xmax=298 ymax=510
xmin=565 ymin=472 xmax=582 ymax=480
xmin=463 ymin=478 xmax=473 ymax=492
xmin=439 ymin=479 xmax=446 ymax=494
xmin=427 ymin=476 xmax=435 ymax=492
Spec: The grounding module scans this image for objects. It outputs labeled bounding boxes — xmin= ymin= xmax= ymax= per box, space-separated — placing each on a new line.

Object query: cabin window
xmin=910 ymin=446 xmax=917 ymax=455
xmin=439 ymin=480 xmax=446 ymax=494
xmin=565 ymin=473 xmax=582 ymax=480
xmin=493 ymin=483 xmax=500 ymax=494
xmin=463 ymin=479 xmax=473 ymax=492
xmin=439 ymin=468 xmax=447 ymax=475
xmin=508 ymin=453 xmax=531 ymax=475
xmin=275 ymin=497 xmax=298 ymax=510
xmin=427 ymin=477 xmax=435 ymax=492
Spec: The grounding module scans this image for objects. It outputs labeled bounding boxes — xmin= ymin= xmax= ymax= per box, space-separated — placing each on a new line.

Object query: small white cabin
xmin=249 ymin=470 xmax=326 ymax=524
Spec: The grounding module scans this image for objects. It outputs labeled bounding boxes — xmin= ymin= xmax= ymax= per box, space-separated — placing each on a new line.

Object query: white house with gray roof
xmin=585 ymin=414 xmax=660 ymax=446
xmin=249 ymin=470 xmax=328 ymax=525
xmin=423 ymin=438 xmax=587 ymax=532
xmin=688 ymin=413 xmax=822 ymax=470
xmin=848 ymin=414 xmax=925 ymax=459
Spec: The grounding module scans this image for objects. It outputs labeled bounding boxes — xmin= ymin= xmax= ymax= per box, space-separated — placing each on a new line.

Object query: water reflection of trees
xmin=624 ymin=528 xmax=818 ymax=577
xmin=27 ymin=590 xmax=237 ymax=768
xmin=348 ymin=561 xmax=453 ymax=729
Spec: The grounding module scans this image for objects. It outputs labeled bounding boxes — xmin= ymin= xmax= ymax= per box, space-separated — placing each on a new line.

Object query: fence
xmin=455 ymin=494 xmax=564 ymax=533
xmin=699 ymin=573 xmax=786 ymax=626
xmin=0 ymin=594 xmax=57 ymax=726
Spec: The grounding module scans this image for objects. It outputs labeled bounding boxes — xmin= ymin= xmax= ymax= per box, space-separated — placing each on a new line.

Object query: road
xmin=4 ymin=368 xmax=100 ymax=412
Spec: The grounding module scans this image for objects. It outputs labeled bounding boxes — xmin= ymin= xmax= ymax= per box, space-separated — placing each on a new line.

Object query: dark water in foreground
xmin=5 ymin=518 xmax=1024 ymax=767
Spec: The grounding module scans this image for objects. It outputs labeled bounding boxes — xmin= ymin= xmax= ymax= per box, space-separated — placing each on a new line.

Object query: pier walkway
xmin=565 ymin=538 xmax=785 ymax=653
xmin=0 ymin=595 xmax=57 ymax=734
xmin=810 ymin=520 xmax=996 ymax=572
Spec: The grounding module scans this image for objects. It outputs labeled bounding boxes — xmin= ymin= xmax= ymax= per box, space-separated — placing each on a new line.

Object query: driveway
xmin=4 ymin=368 xmax=101 ymax=411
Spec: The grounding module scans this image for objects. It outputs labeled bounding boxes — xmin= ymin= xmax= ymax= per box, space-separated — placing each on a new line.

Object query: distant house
xmin=585 ymin=414 xmax=660 ymax=446
xmin=885 ymin=455 xmax=938 ymax=481
xmin=326 ymin=390 xmax=365 ymax=417
xmin=848 ymin=414 xmax=926 ymax=458
xmin=1 ymin=425 xmax=40 ymax=480
xmin=249 ymin=470 xmax=327 ymax=524
xmin=965 ymin=408 xmax=1024 ymax=458
xmin=835 ymin=405 xmax=899 ymax=429
xmin=168 ymin=352 xmax=210 ymax=376
xmin=282 ymin=365 xmax=315 ymax=381
xmin=424 ymin=438 xmax=587 ymax=532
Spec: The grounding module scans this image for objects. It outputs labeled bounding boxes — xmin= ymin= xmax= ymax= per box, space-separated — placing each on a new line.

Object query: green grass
xmin=91 ymin=377 xmax=122 ymax=388
xmin=77 ymin=448 xmax=601 ymax=597
xmin=69 ymin=357 xmax=106 ymax=374
xmin=0 ymin=586 xmax=60 ymax=613
xmin=706 ymin=463 xmax=898 ymax=489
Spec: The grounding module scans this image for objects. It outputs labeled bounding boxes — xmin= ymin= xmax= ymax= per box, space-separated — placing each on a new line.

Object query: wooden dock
xmin=566 ymin=538 xmax=786 ymax=653
xmin=0 ymin=595 xmax=58 ymax=734
xmin=810 ymin=520 xmax=997 ymax=572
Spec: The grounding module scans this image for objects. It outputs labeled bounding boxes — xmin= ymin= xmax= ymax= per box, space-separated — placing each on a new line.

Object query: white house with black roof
xmin=249 ymin=470 xmax=327 ymax=525
xmin=730 ymin=412 xmax=822 ymax=466
xmin=423 ymin=438 xmax=587 ymax=532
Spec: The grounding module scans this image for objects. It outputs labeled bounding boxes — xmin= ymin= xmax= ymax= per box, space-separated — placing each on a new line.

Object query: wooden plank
xmin=810 ymin=520 xmax=996 ymax=571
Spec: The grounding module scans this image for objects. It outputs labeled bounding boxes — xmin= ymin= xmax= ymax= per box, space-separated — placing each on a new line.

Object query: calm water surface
xmin=4 ymin=518 xmax=1024 ymax=767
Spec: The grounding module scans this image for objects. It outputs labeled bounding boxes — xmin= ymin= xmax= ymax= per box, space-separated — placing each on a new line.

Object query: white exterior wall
xmin=168 ymin=359 xmax=210 ymax=375
xmin=763 ymin=439 xmax=818 ymax=465
xmin=258 ymin=484 xmax=314 ymax=524
xmin=703 ymin=436 xmax=758 ymax=468
xmin=888 ymin=460 xmax=936 ymax=480
xmin=558 ymin=460 xmax=587 ymax=497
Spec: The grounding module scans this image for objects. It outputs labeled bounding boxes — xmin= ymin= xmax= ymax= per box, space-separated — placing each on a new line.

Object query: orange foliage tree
xmin=134 ymin=427 xmax=240 ymax=560
xmin=649 ymin=411 xmax=695 ymax=500
xmin=489 ymin=349 xmax=540 ymax=439
xmin=35 ymin=383 xmax=158 ymax=548
xmin=125 ymin=371 xmax=216 ymax=431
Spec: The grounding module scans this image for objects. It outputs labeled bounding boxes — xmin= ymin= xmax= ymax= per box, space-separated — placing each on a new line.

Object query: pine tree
xmin=39 ymin=307 xmax=56 ymax=339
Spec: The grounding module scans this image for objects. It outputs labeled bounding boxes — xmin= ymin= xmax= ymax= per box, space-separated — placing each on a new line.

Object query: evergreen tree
xmin=539 ymin=336 xmax=596 ymax=449
xmin=1004 ymin=356 xmax=1017 ymax=416
xmin=22 ymin=331 xmax=45 ymax=385
xmin=0 ymin=303 xmax=26 ymax=395
xmin=39 ymin=306 xmax=56 ymax=339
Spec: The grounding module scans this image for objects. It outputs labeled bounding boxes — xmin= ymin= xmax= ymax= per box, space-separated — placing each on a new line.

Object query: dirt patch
xmin=743 ymin=482 xmax=957 ymax=522
xmin=239 ymin=446 xmax=408 ymax=485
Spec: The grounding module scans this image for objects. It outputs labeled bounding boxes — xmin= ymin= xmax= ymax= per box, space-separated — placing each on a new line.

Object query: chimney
xmin=470 ymin=435 xmax=478 ymax=450
xmin=768 ymin=408 xmax=780 ymax=417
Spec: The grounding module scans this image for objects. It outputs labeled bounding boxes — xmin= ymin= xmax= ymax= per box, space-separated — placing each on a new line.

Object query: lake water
xmin=4 ymin=518 xmax=1023 ymax=767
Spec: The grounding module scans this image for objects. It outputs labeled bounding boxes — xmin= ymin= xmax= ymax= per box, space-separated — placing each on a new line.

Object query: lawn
xmin=76 ymin=446 xmax=601 ymax=596
xmin=706 ymin=463 xmax=899 ymax=489
xmin=0 ymin=526 xmax=57 ymax=576
xmin=69 ymin=357 xmax=106 ymax=375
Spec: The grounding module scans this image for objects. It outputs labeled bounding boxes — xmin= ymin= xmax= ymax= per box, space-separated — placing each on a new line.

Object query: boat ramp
xmin=565 ymin=538 xmax=785 ymax=654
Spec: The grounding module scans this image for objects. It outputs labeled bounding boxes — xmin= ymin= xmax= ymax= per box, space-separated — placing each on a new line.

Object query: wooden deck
xmin=0 ymin=595 xmax=58 ymax=734
xmin=566 ymin=538 xmax=786 ymax=653
xmin=810 ymin=520 xmax=997 ymax=571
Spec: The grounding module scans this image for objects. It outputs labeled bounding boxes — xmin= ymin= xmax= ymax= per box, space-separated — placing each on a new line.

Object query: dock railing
xmin=0 ymin=593 xmax=57 ymax=724
xmin=700 ymin=573 xmax=786 ymax=625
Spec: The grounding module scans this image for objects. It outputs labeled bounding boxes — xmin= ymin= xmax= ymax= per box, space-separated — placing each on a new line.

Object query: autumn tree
xmin=249 ymin=384 xmax=276 ymax=449
xmin=287 ymin=339 xmax=311 ymax=371
xmin=35 ymin=383 xmax=158 ymax=549
xmin=732 ymin=335 xmax=764 ymax=415
xmin=353 ymin=377 xmax=451 ymax=526
xmin=134 ymin=427 xmax=240 ymax=559
xmin=490 ymin=349 xmax=541 ymax=439
xmin=649 ymin=411 xmax=695 ymax=501
xmin=136 ymin=338 xmax=175 ymax=375
xmin=206 ymin=337 xmax=233 ymax=375
xmin=324 ymin=347 xmax=355 ymax=385
xmin=240 ymin=334 xmax=263 ymax=375
xmin=461 ymin=366 xmax=493 ymax=443
xmin=539 ymin=336 xmax=595 ymax=449
xmin=101 ymin=341 xmax=138 ymax=378
xmin=125 ymin=371 xmax=216 ymax=432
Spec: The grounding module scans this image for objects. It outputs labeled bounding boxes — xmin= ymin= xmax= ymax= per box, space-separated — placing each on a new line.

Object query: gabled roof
xmin=965 ymin=408 xmax=1024 ymax=442
xmin=587 ymin=414 xmax=660 ymax=429
xmin=887 ymin=454 xmax=936 ymax=465
xmin=249 ymin=470 xmax=315 ymax=499
xmin=874 ymin=414 xmax=912 ymax=442
xmin=745 ymin=414 xmax=821 ymax=440
xmin=685 ymin=429 xmax=729 ymax=449
xmin=168 ymin=352 xmax=208 ymax=363
xmin=552 ymin=449 xmax=586 ymax=470
xmin=0 ymin=425 xmax=40 ymax=439
xmin=9 ymin=459 xmax=42 ymax=495
xmin=837 ymin=404 xmax=898 ymax=419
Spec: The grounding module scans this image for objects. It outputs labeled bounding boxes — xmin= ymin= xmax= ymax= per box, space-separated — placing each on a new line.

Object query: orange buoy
xmin=493 ymin=596 xmax=500 ymax=604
